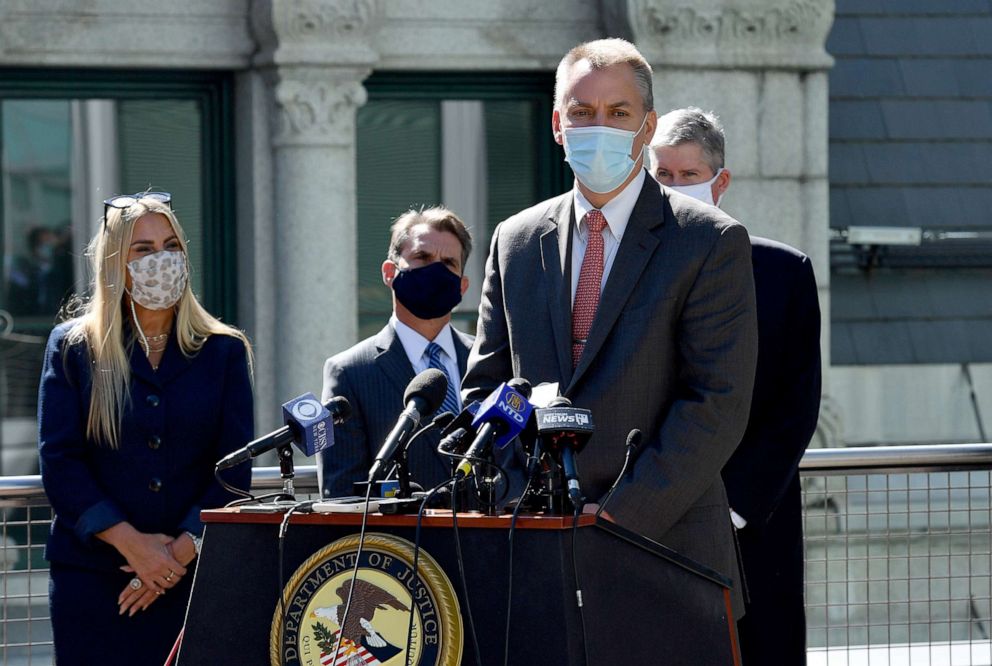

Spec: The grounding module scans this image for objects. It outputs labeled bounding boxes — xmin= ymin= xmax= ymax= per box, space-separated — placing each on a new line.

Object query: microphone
xmin=438 ymin=427 xmax=470 ymax=455
xmin=597 ymin=429 xmax=643 ymax=518
xmin=454 ymin=379 xmax=534 ymax=480
xmin=367 ymin=369 xmax=448 ymax=483
xmin=216 ymin=394 xmax=351 ymax=470
xmin=535 ymin=397 xmax=594 ymax=511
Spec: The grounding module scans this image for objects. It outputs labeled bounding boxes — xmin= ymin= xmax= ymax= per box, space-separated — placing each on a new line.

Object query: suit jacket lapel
xmin=453 ymin=329 xmax=471 ymax=378
xmin=540 ymin=196 xmax=575 ymax=388
xmin=373 ymin=324 xmax=415 ymax=395
xmin=569 ymin=176 xmax=665 ymax=390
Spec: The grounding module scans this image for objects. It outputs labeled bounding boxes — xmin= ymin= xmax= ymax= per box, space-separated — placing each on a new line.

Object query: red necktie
xmin=572 ymin=210 xmax=607 ymax=367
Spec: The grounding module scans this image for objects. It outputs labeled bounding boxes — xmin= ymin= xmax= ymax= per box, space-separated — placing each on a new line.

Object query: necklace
xmin=146 ymin=332 xmax=169 ymax=343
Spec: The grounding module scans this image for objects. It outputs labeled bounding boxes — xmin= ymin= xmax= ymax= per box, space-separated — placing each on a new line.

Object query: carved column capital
xmin=606 ymin=0 xmax=834 ymax=70
xmin=270 ymin=68 xmax=368 ymax=147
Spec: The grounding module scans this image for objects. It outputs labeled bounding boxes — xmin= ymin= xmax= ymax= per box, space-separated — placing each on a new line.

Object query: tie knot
xmin=584 ymin=210 xmax=607 ymax=235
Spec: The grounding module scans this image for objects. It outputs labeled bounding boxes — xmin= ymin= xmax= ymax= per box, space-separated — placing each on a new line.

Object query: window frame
xmin=0 ymin=67 xmax=238 ymax=322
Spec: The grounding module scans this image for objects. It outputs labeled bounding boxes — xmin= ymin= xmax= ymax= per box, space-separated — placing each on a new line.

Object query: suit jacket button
xmin=148 ymin=478 xmax=163 ymax=492
xmin=148 ymin=435 xmax=161 ymax=450
xmin=146 ymin=394 xmax=160 ymax=407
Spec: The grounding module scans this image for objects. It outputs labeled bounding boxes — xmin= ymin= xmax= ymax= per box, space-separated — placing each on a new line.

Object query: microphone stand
xmin=275 ymin=443 xmax=297 ymax=502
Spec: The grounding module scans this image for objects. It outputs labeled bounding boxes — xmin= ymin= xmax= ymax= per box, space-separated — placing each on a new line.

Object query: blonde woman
xmin=38 ymin=193 xmax=253 ymax=665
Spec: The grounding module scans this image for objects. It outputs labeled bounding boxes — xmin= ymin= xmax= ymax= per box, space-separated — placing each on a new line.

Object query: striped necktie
xmin=426 ymin=342 xmax=461 ymax=415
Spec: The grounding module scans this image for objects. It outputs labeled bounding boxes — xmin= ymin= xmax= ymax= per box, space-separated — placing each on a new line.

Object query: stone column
xmin=608 ymin=0 xmax=842 ymax=447
xmin=252 ymin=0 xmax=380 ymax=403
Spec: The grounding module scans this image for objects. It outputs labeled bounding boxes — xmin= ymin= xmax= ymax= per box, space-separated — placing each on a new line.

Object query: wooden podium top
xmin=201 ymin=506 xmax=597 ymax=530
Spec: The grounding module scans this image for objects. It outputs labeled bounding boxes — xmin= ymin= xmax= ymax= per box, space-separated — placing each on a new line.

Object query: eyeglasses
xmin=102 ymin=191 xmax=172 ymax=228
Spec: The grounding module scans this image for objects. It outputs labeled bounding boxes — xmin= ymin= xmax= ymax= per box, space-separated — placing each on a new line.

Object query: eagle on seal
xmin=312 ymin=579 xmax=410 ymax=654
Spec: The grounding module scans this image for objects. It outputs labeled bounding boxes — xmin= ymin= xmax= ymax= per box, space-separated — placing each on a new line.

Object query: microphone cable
xmin=275 ymin=498 xmax=317 ymax=656
xmin=215 ymin=466 xmax=254 ymax=501
xmin=502 ymin=468 xmax=537 ymax=666
xmin=403 ymin=478 xmax=457 ymax=666
xmin=570 ymin=503 xmax=591 ymax=666
xmin=329 ymin=481 xmax=377 ymax=664
xmin=449 ymin=473 xmax=484 ymax=666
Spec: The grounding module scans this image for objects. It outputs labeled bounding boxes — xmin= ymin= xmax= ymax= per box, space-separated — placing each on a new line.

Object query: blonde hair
xmin=64 ymin=197 xmax=253 ymax=448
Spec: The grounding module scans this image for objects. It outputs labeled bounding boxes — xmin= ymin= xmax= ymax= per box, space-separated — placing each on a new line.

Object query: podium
xmin=178 ymin=508 xmax=739 ymax=665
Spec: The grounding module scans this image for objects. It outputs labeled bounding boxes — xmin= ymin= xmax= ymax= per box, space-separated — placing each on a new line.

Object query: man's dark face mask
xmin=391 ymin=261 xmax=463 ymax=320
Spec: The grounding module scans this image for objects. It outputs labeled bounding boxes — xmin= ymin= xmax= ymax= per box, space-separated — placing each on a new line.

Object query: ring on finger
xmin=165 ymin=570 xmax=175 ymax=582
xmin=157 ymin=590 xmax=165 ymax=596
xmin=129 ymin=577 xmax=142 ymax=591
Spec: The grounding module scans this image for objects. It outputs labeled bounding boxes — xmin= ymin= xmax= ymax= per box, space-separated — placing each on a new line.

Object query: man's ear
xmin=460 ymin=274 xmax=470 ymax=296
xmin=715 ymin=168 xmax=732 ymax=199
xmin=382 ymin=260 xmax=397 ymax=287
xmin=552 ymin=109 xmax=564 ymax=146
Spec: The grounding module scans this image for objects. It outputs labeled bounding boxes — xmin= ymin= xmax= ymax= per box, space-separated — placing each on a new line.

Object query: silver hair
xmin=652 ymin=107 xmax=726 ymax=173
xmin=554 ymin=38 xmax=654 ymax=113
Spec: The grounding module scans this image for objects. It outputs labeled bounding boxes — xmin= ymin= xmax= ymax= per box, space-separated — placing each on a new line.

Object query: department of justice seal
xmin=270 ymin=533 xmax=463 ymax=666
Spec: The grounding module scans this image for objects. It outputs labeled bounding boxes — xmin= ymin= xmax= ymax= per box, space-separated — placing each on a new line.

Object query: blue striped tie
xmin=426 ymin=342 xmax=461 ymax=416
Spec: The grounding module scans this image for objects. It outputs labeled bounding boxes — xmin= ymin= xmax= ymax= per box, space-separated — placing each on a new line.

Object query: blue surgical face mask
xmin=562 ymin=113 xmax=649 ymax=194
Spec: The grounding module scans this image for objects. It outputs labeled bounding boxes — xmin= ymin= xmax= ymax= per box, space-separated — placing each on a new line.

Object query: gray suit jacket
xmin=464 ymin=172 xmax=758 ymax=613
xmin=317 ymin=323 xmax=473 ymax=498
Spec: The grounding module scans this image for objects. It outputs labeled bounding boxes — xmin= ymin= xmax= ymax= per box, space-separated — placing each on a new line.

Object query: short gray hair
xmin=652 ymin=107 xmax=726 ymax=173
xmin=555 ymin=38 xmax=654 ymax=113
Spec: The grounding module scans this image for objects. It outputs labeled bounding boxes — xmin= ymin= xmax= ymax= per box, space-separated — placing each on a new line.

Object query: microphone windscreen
xmin=547 ymin=396 xmax=571 ymax=408
xmin=326 ymin=395 xmax=352 ymax=423
xmin=432 ymin=411 xmax=456 ymax=429
xmin=404 ymin=368 xmax=449 ymax=415
xmin=626 ymin=428 xmax=643 ymax=452
xmin=508 ymin=377 xmax=533 ymax=399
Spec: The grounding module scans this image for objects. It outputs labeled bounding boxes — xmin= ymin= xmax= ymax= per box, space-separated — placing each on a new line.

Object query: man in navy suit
xmin=317 ymin=207 xmax=474 ymax=497
xmin=649 ymin=107 xmax=822 ymax=665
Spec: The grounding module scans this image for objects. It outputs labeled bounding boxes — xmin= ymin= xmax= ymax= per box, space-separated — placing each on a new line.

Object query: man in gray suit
xmin=317 ymin=207 xmax=474 ymax=498
xmin=463 ymin=39 xmax=758 ymax=620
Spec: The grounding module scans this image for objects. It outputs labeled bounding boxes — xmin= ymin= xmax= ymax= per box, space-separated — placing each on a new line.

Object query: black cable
xmin=215 ymin=466 xmax=253 ymax=501
xmin=502 ymin=471 xmax=535 ymax=666
xmin=275 ymin=499 xmax=316 ymax=654
xmin=329 ymin=481 xmax=376 ymax=663
xmin=570 ymin=507 xmax=590 ymax=666
xmin=404 ymin=478 xmax=456 ymax=666
xmin=450 ymin=478 xmax=484 ymax=666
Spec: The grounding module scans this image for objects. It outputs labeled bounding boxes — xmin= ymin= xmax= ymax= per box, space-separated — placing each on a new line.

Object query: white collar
xmin=390 ymin=315 xmax=457 ymax=368
xmin=572 ymin=168 xmax=646 ymax=241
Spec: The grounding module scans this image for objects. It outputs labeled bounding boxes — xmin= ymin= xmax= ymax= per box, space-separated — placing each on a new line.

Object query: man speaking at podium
xmin=463 ymin=39 xmax=758 ymax=621
xmin=317 ymin=207 xmax=474 ymax=497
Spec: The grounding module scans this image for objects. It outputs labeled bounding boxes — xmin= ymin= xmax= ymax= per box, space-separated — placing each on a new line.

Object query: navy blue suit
xmin=39 ymin=322 xmax=253 ymax=665
xmin=722 ymin=236 xmax=821 ymax=665
xmin=317 ymin=323 xmax=472 ymax=498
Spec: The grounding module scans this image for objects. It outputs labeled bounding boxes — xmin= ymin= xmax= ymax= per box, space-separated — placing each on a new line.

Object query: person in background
xmin=317 ymin=206 xmax=473 ymax=498
xmin=38 ymin=192 xmax=254 ymax=665
xmin=650 ymin=107 xmax=822 ymax=665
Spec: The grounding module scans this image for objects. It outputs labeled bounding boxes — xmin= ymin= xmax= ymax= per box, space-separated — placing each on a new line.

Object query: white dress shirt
xmin=391 ymin=315 xmax=462 ymax=396
xmin=570 ymin=169 xmax=647 ymax=305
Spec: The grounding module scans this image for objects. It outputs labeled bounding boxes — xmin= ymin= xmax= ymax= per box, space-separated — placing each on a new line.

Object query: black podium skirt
xmin=49 ymin=562 xmax=193 ymax=666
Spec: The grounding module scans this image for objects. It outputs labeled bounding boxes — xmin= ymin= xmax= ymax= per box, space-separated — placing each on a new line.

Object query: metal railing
xmin=801 ymin=445 xmax=992 ymax=665
xmin=0 ymin=445 xmax=989 ymax=665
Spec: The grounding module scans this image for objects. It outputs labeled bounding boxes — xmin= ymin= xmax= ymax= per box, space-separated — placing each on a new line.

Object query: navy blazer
xmin=38 ymin=322 xmax=253 ymax=572
xmin=317 ymin=323 xmax=473 ymax=497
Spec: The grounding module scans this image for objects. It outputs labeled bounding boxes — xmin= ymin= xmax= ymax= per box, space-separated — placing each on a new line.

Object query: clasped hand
xmin=116 ymin=533 xmax=190 ymax=617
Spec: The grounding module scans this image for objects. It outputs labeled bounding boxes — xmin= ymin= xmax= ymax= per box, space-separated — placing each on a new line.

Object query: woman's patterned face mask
xmin=126 ymin=250 xmax=187 ymax=310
